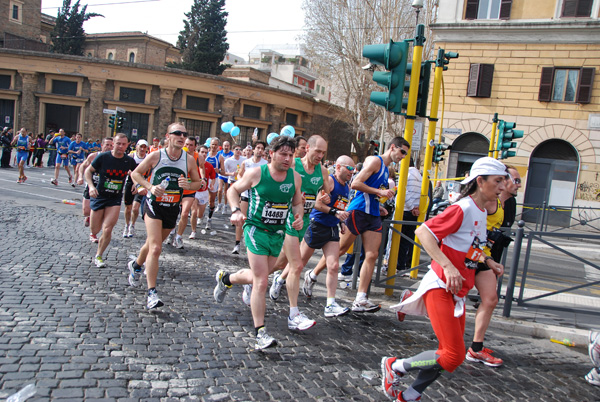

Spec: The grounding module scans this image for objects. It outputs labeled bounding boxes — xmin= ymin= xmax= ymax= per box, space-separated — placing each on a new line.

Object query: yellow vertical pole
xmin=488 ymin=113 xmax=498 ymax=157
xmin=385 ymin=25 xmax=425 ymax=296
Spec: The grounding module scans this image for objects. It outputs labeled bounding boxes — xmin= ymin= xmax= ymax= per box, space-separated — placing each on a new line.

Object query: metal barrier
xmin=502 ymin=220 xmax=600 ymax=317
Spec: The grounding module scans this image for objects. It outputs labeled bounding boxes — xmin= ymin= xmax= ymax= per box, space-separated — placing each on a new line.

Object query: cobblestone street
xmin=0 ymin=170 xmax=598 ymax=401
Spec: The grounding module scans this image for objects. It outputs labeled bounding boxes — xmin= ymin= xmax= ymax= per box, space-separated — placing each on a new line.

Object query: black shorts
xmin=133 ymin=194 xmax=144 ymax=204
xmin=90 ymin=196 xmax=122 ymax=211
xmin=144 ymin=199 xmax=179 ymax=229
xmin=345 ymin=209 xmax=382 ymax=236
xmin=182 ymin=192 xmax=195 ymax=199
xmin=475 ymin=262 xmax=491 ymax=274
xmin=304 ymin=220 xmax=339 ymax=249
xmin=123 ymin=180 xmax=135 ymax=205
xmin=241 ymin=196 xmax=249 ymax=202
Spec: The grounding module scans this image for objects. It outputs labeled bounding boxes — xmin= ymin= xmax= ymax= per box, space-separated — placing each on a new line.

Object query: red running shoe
xmin=381 ymin=356 xmax=403 ymax=400
xmin=89 ymin=234 xmax=99 ymax=243
xmin=466 ymin=347 xmax=503 ymax=367
xmin=396 ymin=289 xmax=414 ymax=322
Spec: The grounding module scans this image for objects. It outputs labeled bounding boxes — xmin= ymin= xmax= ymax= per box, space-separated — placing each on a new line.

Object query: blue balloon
xmin=205 ymin=138 xmax=212 ymax=147
xmin=221 ymin=121 xmax=234 ymax=133
xmin=280 ymin=125 xmax=295 ymax=138
xmin=230 ymin=126 xmax=240 ymax=137
xmin=267 ymin=132 xmax=279 ymax=145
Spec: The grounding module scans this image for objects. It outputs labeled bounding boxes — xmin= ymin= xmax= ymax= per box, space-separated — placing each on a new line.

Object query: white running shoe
xmin=287 ymin=312 xmax=316 ymax=331
xmin=213 ymin=270 xmax=231 ymax=303
xmin=351 ymin=298 xmax=381 ymax=313
xmin=324 ymin=301 xmax=350 ymax=317
xmin=122 ymin=227 xmax=128 ymax=238
xmin=165 ymin=232 xmax=174 ymax=245
xmin=585 ymin=367 xmax=600 ymax=386
xmin=338 ymin=273 xmax=352 ymax=282
xmin=242 ymin=284 xmax=252 ymax=306
xmin=147 ymin=290 xmax=164 ymax=309
xmin=232 ymin=244 xmax=240 ymax=254
xmin=302 ymin=270 xmax=317 ymax=298
xmin=128 ymin=260 xmax=141 ymax=287
xmin=214 ymin=204 xmax=220 ymax=213
xmin=94 ymin=255 xmax=106 ymax=268
xmin=127 ymin=225 xmax=135 ymax=238
xmin=204 ymin=219 xmax=212 ymax=230
xmin=255 ymin=328 xmax=277 ymax=350
xmin=189 ymin=231 xmax=196 ymax=239
xmin=173 ymin=235 xmax=184 ymax=249
xmin=269 ymin=271 xmax=285 ymax=301
xmin=221 ymin=203 xmax=227 ymax=215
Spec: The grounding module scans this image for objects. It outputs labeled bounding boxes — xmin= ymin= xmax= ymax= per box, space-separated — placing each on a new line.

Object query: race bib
xmin=332 ymin=195 xmax=349 ymax=211
xmin=156 ymin=191 xmax=181 ymax=204
xmin=262 ymin=202 xmax=289 ymax=225
xmin=104 ymin=180 xmax=123 ymax=192
xmin=465 ymin=235 xmax=484 ymax=269
xmin=303 ymin=193 xmax=317 ymax=214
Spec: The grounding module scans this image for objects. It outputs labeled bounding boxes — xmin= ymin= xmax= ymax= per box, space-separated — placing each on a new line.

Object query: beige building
xmin=431 ymin=0 xmax=600 ymax=226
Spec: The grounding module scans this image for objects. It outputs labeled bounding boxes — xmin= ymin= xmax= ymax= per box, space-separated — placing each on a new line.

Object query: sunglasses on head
xmin=169 ymin=130 xmax=188 ymax=137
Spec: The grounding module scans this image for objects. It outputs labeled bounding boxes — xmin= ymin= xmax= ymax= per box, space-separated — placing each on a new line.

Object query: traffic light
xmin=403 ymin=61 xmax=432 ymax=118
xmin=362 ymin=40 xmax=409 ymax=114
xmin=497 ymin=120 xmax=524 ymax=159
xmin=116 ymin=116 xmax=124 ymax=131
xmin=432 ymin=143 xmax=450 ymax=163
xmin=441 ymin=51 xmax=459 ymax=71
xmin=108 ymin=115 xmax=116 ymax=129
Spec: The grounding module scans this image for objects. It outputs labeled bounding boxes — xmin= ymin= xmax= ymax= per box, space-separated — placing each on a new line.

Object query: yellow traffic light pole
xmin=385 ymin=25 xmax=425 ymax=296
xmin=488 ymin=113 xmax=498 ymax=158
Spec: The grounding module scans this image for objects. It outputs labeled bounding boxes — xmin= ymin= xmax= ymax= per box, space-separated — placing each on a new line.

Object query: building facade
xmin=431 ymin=0 xmax=600 ymax=226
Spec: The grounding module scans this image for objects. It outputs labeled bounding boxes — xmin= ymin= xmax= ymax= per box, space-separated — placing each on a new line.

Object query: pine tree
xmin=171 ymin=0 xmax=230 ymax=75
xmin=50 ymin=0 xmax=102 ymax=56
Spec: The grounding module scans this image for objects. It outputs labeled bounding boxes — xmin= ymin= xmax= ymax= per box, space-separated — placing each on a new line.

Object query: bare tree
xmin=302 ymin=0 xmax=437 ymax=160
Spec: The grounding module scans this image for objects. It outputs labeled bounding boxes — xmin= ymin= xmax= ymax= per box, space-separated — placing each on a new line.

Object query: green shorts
xmin=285 ymin=217 xmax=309 ymax=240
xmin=244 ymin=224 xmax=285 ymax=257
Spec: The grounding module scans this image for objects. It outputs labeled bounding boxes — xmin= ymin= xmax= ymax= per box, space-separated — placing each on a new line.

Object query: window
xmin=119 ymin=87 xmax=146 ymax=103
xmin=180 ymin=118 xmax=212 ymax=143
xmin=0 ymin=75 xmax=11 ymax=89
xmin=467 ymin=64 xmax=494 ymax=98
xmin=129 ymin=52 xmax=135 ymax=63
xmin=239 ymin=126 xmax=258 ymax=147
xmin=561 ymin=0 xmax=593 ymax=17
xmin=186 ymin=96 xmax=210 ymax=112
xmin=321 ymin=86 xmax=325 ymax=95
xmin=243 ymin=104 xmax=261 ymax=119
xmin=51 ymin=80 xmax=77 ymax=96
xmin=285 ymin=113 xmax=298 ymax=126
xmin=9 ymin=1 xmax=23 ymax=23
xmin=538 ymin=66 xmax=595 ymax=103
xmin=87 ymin=53 xmax=92 ymax=58
xmin=12 ymin=5 xmax=18 ymax=19
xmin=465 ymin=0 xmax=512 ymax=20
xmin=107 ymin=52 xmax=114 ymax=60
xmin=316 ymin=84 xmax=320 ymax=93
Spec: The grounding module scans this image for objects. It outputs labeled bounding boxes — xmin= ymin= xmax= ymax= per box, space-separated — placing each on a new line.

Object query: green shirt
xmin=286 ymin=157 xmax=324 ymax=231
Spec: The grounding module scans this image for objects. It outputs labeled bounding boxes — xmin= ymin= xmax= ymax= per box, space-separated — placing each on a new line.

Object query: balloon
xmin=280 ymin=125 xmax=295 ymax=138
xmin=267 ymin=132 xmax=279 ymax=145
xmin=221 ymin=121 xmax=234 ymax=133
xmin=230 ymin=126 xmax=240 ymax=137
xmin=204 ymin=138 xmax=212 ymax=147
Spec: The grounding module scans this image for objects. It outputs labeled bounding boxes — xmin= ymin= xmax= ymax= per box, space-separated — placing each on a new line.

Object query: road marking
xmin=1 ymin=184 xmax=80 ymax=203
xmin=0 ymin=177 xmax=81 ymax=197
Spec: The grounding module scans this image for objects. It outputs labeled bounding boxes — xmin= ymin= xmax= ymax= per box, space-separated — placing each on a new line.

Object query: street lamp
xmin=412 ymin=0 xmax=424 ymax=25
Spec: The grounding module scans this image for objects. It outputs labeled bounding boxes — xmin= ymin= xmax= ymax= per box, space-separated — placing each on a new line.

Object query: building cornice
xmin=431 ymin=20 xmax=600 ymax=44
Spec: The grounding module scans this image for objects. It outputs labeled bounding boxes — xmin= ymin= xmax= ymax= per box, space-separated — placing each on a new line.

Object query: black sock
xmin=255 ymin=325 xmax=264 ymax=336
xmin=132 ymin=261 xmax=142 ymax=271
xmin=209 ymin=207 xmax=215 ymax=218
xmin=148 ymin=287 xmax=156 ymax=295
xmin=471 ymin=342 xmax=483 ymax=352
xmin=235 ymin=240 xmax=240 ymax=246
xmin=222 ymin=273 xmax=232 ymax=286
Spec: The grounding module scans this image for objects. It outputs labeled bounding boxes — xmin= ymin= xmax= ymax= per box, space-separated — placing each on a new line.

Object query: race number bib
xmin=156 ymin=191 xmax=181 ymax=204
xmin=262 ymin=202 xmax=289 ymax=225
xmin=103 ymin=179 xmax=123 ymax=192
xmin=303 ymin=193 xmax=317 ymax=214
xmin=465 ymin=236 xmax=484 ymax=269
xmin=332 ymin=195 xmax=349 ymax=211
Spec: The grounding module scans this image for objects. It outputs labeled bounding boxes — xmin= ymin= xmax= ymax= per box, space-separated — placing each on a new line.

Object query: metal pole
xmin=488 ymin=113 xmax=498 ymax=158
xmin=502 ymin=220 xmax=525 ymax=317
xmin=539 ymin=201 xmax=547 ymax=237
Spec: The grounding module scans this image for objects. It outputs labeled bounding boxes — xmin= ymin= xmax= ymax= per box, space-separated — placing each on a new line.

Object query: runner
xmin=128 ymin=122 xmax=203 ymax=309
xmin=122 ymin=139 xmax=149 ymax=238
xmin=68 ymin=133 xmax=87 ymax=187
xmin=300 ymin=155 xmax=355 ymax=317
xmin=204 ymin=137 xmax=225 ymax=230
xmin=149 ymin=137 xmax=161 ymax=153
xmin=49 ymin=129 xmax=72 ymax=186
xmin=294 ymin=136 xmax=307 ymax=158
xmin=213 ymin=135 xmax=303 ymax=349
xmin=79 ymin=137 xmax=114 ymax=232
xmin=232 ymin=140 xmax=267 ymax=254
xmin=84 ymin=133 xmax=137 ymax=268
xmin=216 ymin=140 xmax=234 ymax=214
xmin=11 ymin=128 xmax=30 ymax=183
xmin=190 ymin=145 xmax=216 ymax=239
xmin=382 ymin=157 xmax=506 ymax=402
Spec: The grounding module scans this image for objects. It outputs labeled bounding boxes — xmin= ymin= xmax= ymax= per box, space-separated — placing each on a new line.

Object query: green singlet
xmin=285 ymin=157 xmax=323 ymax=238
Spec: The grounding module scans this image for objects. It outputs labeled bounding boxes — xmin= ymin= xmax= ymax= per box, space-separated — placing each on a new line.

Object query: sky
xmin=40 ymin=0 xmax=306 ymax=60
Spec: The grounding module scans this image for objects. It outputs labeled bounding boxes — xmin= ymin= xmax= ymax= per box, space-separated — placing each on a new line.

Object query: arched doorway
xmin=522 ymin=139 xmax=579 ymax=227
xmin=448 ymin=132 xmax=489 ymax=179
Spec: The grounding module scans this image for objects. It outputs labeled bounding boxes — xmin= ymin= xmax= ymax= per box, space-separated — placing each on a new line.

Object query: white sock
xmin=276 ymin=275 xmax=285 ymax=284
xmin=356 ymin=292 xmax=367 ymax=301
xmin=326 ymin=297 xmax=335 ymax=306
xmin=403 ymin=387 xmax=421 ymax=401
xmin=175 ymin=234 xmax=182 ymax=240
xmin=309 ymin=270 xmax=317 ymax=281
xmin=391 ymin=358 xmax=407 ymax=374
xmin=289 ymin=306 xmax=299 ymax=318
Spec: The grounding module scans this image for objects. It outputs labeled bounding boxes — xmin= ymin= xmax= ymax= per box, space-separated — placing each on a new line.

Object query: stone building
xmin=431 ymin=0 xmax=600 ymax=225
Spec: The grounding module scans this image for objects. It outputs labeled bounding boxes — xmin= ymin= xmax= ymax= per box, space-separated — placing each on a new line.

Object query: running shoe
xmin=269 ymin=271 xmax=285 ymax=301
xmin=302 ymin=270 xmax=317 ymax=298
xmin=189 ymin=231 xmax=196 ymax=239
xmin=16 ymin=177 xmax=21 ymax=183
xmin=127 ymin=225 xmax=135 ymax=238
xmin=242 ymin=284 xmax=252 ymax=306
xmin=68 ymin=176 xmax=73 ymax=184
xmin=381 ymin=356 xmax=403 ymax=400
xmin=51 ymin=179 xmax=58 ymax=186
xmin=89 ymin=234 xmax=99 ymax=243
xmin=351 ymin=298 xmax=381 ymax=313
xmin=128 ymin=260 xmax=142 ymax=287
xmin=466 ymin=347 xmax=503 ymax=367
xmin=324 ymin=301 xmax=350 ymax=317
xmin=214 ymin=204 xmax=220 ymax=213
xmin=22 ymin=175 xmax=27 ymax=183
xmin=255 ymin=327 xmax=277 ymax=350
xmin=232 ymin=244 xmax=240 ymax=254
xmin=213 ymin=270 xmax=231 ymax=303
xmin=585 ymin=367 xmax=600 ymax=386
xmin=287 ymin=312 xmax=316 ymax=331
xmin=396 ymin=289 xmax=414 ymax=322
xmin=173 ymin=235 xmax=184 ymax=249
xmin=122 ymin=227 xmax=129 ymax=238
xmin=204 ymin=218 xmax=212 ymax=230
xmin=147 ymin=289 xmax=164 ymax=309
xmin=71 ymin=182 xmax=76 ymax=188
xmin=589 ymin=330 xmax=600 ymax=366
xmin=338 ymin=273 xmax=352 ymax=282
xmin=84 ymin=216 xmax=90 ymax=227
xmin=94 ymin=255 xmax=106 ymax=268
xmin=221 ymin=203 xmax=227 ymax=215
xmin=165 ymin=232 xmax=174 ymax=245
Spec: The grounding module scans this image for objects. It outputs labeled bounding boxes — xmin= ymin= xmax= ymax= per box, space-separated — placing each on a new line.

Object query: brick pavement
xmin=0 ymin=194 xmax=598 ymax=401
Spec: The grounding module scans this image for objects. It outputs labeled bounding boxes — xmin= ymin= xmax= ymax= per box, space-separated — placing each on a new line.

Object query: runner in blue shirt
xmin=68 ymin=133 xmax=87 ymax=187
xmin=11 ymin=128 xmax=30 ymax=183
xmin=50 ymin=129 xmax=72 ymax=185
xmin=216 ymin=140 xmax=234 ymax=214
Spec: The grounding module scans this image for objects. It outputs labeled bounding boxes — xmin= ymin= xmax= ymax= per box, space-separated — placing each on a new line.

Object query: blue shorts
xmin=16 ymin=151 xmax=28 ymax=164
xmin=70 ymin=157 xmax=84 ymax=166
xmin=345 ymin=209 xmax=382 ymax=236
xmin=56 ymin=153 xmax=69 ymax=166
xmin=217 ymin=175 xmax=228 ymax=183
xmin=90 ymin=196 xmax=122 ymax=211
xmin=304 ymin=220 xmax=339 ymax=249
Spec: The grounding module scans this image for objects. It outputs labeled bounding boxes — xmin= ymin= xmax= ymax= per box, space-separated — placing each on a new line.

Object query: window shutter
xmin=576 ymin=67 xmax=595 ymax=104
xmin=576 ymin=0 xmax=593 ymax=17
xmin=478 ymin=64 xmax=494 ymax=97
xmin=562 ymin=0 xmax=577 ymax=16
xmin=538 ymin=67 xmax=554 ymax=102
xmin=465 ymin=0 xmax=479 ymax=19
xmin=467 ymin=64 xmax=480 ymax=97
xmin=499 ymin=0 xmax=512 ymax=19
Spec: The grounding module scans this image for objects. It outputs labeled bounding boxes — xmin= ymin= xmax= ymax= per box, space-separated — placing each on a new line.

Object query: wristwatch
xmin=232 ymin=207 xmax=242 ymax=214
xmin=328 ymin=208 xmax=338 ymax=216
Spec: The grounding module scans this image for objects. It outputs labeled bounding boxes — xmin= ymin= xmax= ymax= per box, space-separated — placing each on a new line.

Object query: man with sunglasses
xmin=128 ymin=123 xmax=203 ymax=309
xmin=466 ymin=165 xmax=521 ymax=367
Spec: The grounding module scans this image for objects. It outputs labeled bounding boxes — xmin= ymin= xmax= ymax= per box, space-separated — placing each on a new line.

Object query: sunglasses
xmin=400 ymin=149 xmax=408 ymax=155
xmin=169 ymin=130 xmax=188 ymax=137
xmin=340 ymin=164 xmax=355 ymax=172
xmin=512 ymin=178 xmax=521 ymax=185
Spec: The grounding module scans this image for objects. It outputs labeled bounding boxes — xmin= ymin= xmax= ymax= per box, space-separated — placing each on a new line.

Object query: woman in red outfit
xmin=382 ymin=157 xmax=507 ymax=402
